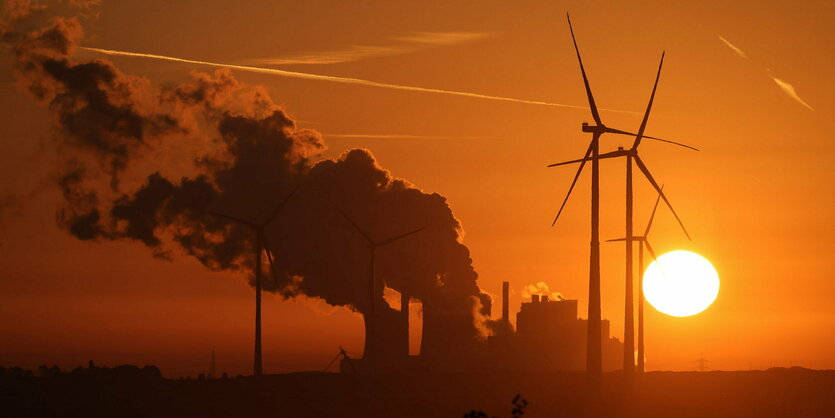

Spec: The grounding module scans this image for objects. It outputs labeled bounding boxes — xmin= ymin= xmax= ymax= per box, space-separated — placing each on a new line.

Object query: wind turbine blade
xmin=567 ymin=13 xmax=602 ymax=125
xmin=631 ymin=52 xmax=665 ymax=150
xmin=261 ymin=183 xmax=301 ymax=227
xmin=606 ymin=237 xmax=628 ymax=242
xmin=547 ymin=148 xmax=627 ymax=167
xmin=644 ymin=135 xmax=700 ymax=151
xmin=262 ymin=235 xmax=281 ymax=286
xmin=322 ymin=351 xmax=342 ymax=372
xmin=313 ymin=191 xmax=376 ymax=244
xmin=603 ymin=127 xmax=699 ymax=151
xmin=263 ymin=240 xmax=276 ymax=269
xmin=551 ymin=140 xmax=592 ymax=226
xmin=644 ymin=185 xmax=664 ymax=237
xmin=377 ymin=227 xmax=424 ymax=247
xmin=642 ymin=240 xmax=671 ymax=278
xmin=644 ymin=240 xmax=661 ymax=265
xmin=599 ymin=149 xmax=629 ymax=160
xmin=333 ymin=205 xmax=374 ymax=245
xmin=633 ymin=155 xmax=691 ymax=240
xmin=210 ymin=210 xmax=257 ymax=229
xmin=547 ymin=156 xmax=589 ymax=168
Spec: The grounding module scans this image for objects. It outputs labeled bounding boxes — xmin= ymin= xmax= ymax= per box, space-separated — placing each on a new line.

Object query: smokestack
xmin=401 ymin=291 xmax=410 ymax=358
xmin=532 ymin=295 xmax=540 ymax=303
xmin=502 ymin=281 xmax=509 ymax=323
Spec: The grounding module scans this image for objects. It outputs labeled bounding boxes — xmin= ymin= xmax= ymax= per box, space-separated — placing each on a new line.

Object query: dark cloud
xmin=55 ymin=160 xmax=105 ymax=240
xmin=0 ymin=192 xmax=25 ymax=224
xmin=1 ymin=2 xmax=496 ymax=350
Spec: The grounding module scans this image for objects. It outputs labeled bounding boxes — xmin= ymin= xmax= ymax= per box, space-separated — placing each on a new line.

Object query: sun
xmin=643 ymin=250 xmax=720 ymax=317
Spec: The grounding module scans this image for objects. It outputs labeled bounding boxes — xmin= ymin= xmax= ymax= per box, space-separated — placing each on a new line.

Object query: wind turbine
xmin=332 ymin=205 xmax=423 ymax=373
xmin=607 ymin=188 xmax=665 ymax=374
xmin=211 ymin=185 xmax=298 ymax=377
xmin=551 ymin=13 xmax=692 ymax=381
xmin=549 ymin=47 xmax=696 ymax=374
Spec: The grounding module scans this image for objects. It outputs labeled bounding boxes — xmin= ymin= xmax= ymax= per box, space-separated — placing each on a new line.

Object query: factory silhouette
xmin=337 ymin=281 xmax=623 ymax=374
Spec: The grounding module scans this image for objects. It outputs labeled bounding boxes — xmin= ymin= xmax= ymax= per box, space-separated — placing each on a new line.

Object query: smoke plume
xmin=522 ymin=281 xmax=564 ymax=302
xmin=0 ymin=192 xmax=25 ymax=224
xmin=1 ymin=2 xmax=492 ymax=336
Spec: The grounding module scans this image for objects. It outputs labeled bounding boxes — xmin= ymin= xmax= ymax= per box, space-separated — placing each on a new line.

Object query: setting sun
xmin=643 ymin=250 xmax=720 ymax=317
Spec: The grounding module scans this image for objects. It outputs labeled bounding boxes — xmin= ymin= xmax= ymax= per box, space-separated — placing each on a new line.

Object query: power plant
xmin=340 ymin=281 xmax=623 ymax=373
xmin=488 ymin=291 xmax=623 ymax=372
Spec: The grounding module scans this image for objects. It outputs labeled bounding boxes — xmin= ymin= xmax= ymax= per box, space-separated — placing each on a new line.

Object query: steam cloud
xmin=521 ymin=281 xmax=564 ymax=302
xmin=0 ymin=192 xmax=25 ymax=224
xmin=0 ymin=1 xmax=491 ymax=335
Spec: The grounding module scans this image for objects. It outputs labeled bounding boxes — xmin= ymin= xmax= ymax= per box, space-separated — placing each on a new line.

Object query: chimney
xmin=532 ymin=295 xmax=540 ymax=303
xmin=401 ymin=291 xmax=410 ymax=358
xmin=502 ymin=281 xmax=509 ymax=323
xmin=542 ymin=295 xmax=550 ymax=303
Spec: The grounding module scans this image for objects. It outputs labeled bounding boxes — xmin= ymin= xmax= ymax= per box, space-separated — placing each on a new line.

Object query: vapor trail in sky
xmin=247 ymin=31 xmax=490 ymax=65
xmin=769 ymin=76 xmax=814 ymax=111
xmin=717 ymin=35 xmax=814 ymax=111
xmin=80 ymin=46 xmax=635 ymax=114
xmin=325 ymin=134 xmax=494 ymax=140
xmin=717 ymin=36 xmax=747 ymax=59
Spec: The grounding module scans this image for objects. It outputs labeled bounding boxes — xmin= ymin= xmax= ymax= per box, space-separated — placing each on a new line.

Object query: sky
xmin=1 ymin=0 xmax=834 ymax=376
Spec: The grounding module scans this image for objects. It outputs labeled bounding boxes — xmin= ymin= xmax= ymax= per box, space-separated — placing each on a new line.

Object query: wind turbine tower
xmin=607 ymin=188 xmax=669 ymax=373
xmin=332 ymin=205 xmax=423 ymax=373
xmin=552 ymin=13 xmax=690 ymax=381
xmin=550 ymin=50 xmax=696 ymax=374
xmin=212 ymin=185 xmax=298 ymax=377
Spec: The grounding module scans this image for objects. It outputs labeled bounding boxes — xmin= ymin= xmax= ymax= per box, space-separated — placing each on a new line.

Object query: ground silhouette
xmin=2 ymin=364 xmax=834 ymax=417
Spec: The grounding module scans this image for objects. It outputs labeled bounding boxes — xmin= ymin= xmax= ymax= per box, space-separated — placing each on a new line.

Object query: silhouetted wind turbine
xmin=607 ymin=188 xmax=665 ymax=374
xmin=332 ymin=206 xmax=423 ymax=373
xmin=549 ymin=48 xmax=695 ymax=375
xmin=211 ymin=185 xmax=298 ymax=377
xmin=550 ymin=13 xmax=694 ymax=382
xmin=635 ymin=191 xmax=663 ymax=374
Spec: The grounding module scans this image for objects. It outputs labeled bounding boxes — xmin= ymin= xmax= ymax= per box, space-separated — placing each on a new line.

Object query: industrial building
xmin=342 ymin=281 xmax=624 ymax=373
xmin=487 ymin=288 xmax=623 ymax=372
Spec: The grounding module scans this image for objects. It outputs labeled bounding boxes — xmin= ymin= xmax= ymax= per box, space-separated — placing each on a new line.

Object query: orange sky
xmin=1 ymin=0 xmax=834 ymax=376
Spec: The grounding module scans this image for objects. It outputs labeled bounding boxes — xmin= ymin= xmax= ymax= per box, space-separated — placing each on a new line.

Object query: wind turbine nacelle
xmin=581 ymin=122 xmax=601 ymax=133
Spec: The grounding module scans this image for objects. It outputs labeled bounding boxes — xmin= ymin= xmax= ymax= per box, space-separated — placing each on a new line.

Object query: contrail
xmin=716 ymin=36 xmax=813 ymax=111
xmin=717 ymin=35 xmax=747 ymax=59
xmin=246 ymin=31 xmax=491 ymax=65
xmin=324 ymin=133 xmax=494 ymax=140
xmin=769 ymin=75 xmax=814 ymax=111
xmin=80 ymin=46 xmax=636 ymax=114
